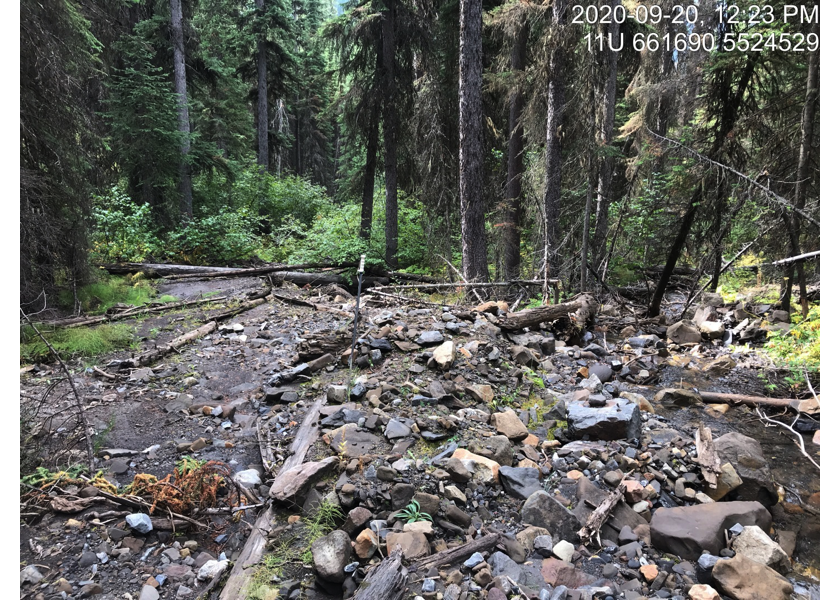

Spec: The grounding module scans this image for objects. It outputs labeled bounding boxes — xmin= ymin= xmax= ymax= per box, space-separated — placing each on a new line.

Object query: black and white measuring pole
xmin=349 ymin=254 xmax=365 ymax=368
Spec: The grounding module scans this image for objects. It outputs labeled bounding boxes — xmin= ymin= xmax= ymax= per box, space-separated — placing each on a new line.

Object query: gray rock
xmin=20 ymin=565 xmax=44 ymax=585
xmin=567 ymin=397 xmax=641 ymax=441
xmin=384 ymin=419 xmax=412 ymax=440
xmin=233 ymin=469 xmax=262 ymax=488
xmin=487 ymin=551 xmax=522 ymax=581
xmin=714 ymin=432 xmax=777 ymax=507
xmin=731 ymin=525 xmax=791 ymax=573
xmin=139 ymin=585 xmax=160 ymax=600
xmin=126 ymin=513 xmax=153 ymax=534
xmin=666 ymin=320 xmax=702 ymax=345
xmin=464 ymin=552 xmax=484 ymax=569
xmin=650 ymin=501 xmax=772 ymax=560
xmin=391 ymin=483 xmax=416 ymax=510
xmin=326 ymin=385 xmax=347 ymax=403
xmin=712 ymin=553 xmax=793 ymax=600
xmin=417 ymin=331 xmax=445 ymax=346
xmin=499 ymin=466 xmax=542 ymax=500
xmin=588 ymin=363 xmax=613 ymax=383
xmin=533 ymin=534 xmax=554 ymax=557
xmin=312 ymin=530 xmax=353 ymax=583
xmin=329 ymin=424 xmax=380 ymax=457
xmin=469 ymin=435 xmax=513 ymax=466
xmin=520 ymin=491 xmax=581 ymax=542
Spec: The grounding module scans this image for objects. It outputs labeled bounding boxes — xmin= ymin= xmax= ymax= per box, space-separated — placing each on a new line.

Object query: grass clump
xmin=59 ymin=274 xmax=159 ymax=314
xmin=20 ymin=323 xmax=136 ymax=363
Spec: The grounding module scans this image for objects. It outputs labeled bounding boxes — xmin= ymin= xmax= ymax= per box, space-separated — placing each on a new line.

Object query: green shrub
xmin=91 ymin=186 xmax=162 ymax=263
xmin=58 ymin=274 xmax=157 ymax=314
xmin=764 ymin=305 xmax=820 ymax=373
xmin=163 ymin=207 xmax=260 ymax=265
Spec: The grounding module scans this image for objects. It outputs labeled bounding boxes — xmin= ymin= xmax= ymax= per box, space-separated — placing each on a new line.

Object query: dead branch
xmin=38 ymin=297 xmax=227 ymax=329
xmin=693 ymin=426 xmax=722 ymax=488
xmin=697 ymin=391 xmax=805 ymax=408
xmin=755 ymin=408 xmax=820 ymax=471
xmin=497 ymin=294 xmax=597 ymax=331
xmin=273 ymin=292 xmax=353 ymax=317
xmin=577 ymin=482 xmax=626 ymax=545
xmin=20 ymin=308 xmax=95 ymax=473
xmin=412 ymin=533 xmax=502 ymax=570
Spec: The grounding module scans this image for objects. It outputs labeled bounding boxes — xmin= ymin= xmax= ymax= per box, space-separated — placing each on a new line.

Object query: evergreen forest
xmin=21 ymin=0 xmax=819 ymax=316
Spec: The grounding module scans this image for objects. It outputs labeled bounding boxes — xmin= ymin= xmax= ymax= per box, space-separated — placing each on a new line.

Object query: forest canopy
xmin=20 ymin=0 xmax=819 ymax=317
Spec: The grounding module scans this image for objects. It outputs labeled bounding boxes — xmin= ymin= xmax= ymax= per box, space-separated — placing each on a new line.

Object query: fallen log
xmin=352 ymin=547 xmax=408 ymax=600
xmin=577 ymin=482 xmax=626 ymax=545
xmin=698 ymin=391 xmax=810 ymax=409
xmin=99 ymin=263 xmax=243 ymax=277
xmin=273 ymin=292 xmax=353 ymax=318
xmin=164 ymin=261 xmax=358 ymax=280
xmin=270 ymin=271 xmax=389 ymax=291
xmin=368 ymin=279 xmax=566 ymax=293
xmin=218 ymin=396 xmax=326 ymax=600
xmin=497 ymin=294 xmax=597 ymax=331
xmin=40 ymin=296 xmax=228 ymax=329
xmin=412 ymin=533 xmax=502 ymax=570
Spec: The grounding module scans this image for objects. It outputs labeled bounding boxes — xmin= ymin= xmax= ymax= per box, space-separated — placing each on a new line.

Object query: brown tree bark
xmin=501 ymin=20 xmax=528 ymax=281
xmin=360 ymin=104 xmax=380 ymax=240
xmin=256 ymin=0 xmax=269 ymax=169
xmin=543 ymin=0 xmax=566 ymax=278
xmin=169 ymin=0 xmax=192 ymax=217
xmin=382 ymin=0 xmax=399 ymax=267
xmin=592 ymin=0 xmax=620 ymax=271
xmin=458 ymin=0 xmax=490 ymax=282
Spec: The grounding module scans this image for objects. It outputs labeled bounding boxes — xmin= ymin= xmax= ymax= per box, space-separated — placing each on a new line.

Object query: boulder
xmin=650 ymin=501 xmax=771 ymax=560
xmin=520 ymin=491 xmax=581 ymax=542
xmin=667 ymin=320 xmax=702 ymax=345
xmin=731 ymin=525 xmax=791 ymax=573
xmin=385 ymin=531 xmax=430 ymax=559
xmin=270 ymin=457 xmax=338 ymax=505
xmin=499 ymin=467 xmax=542 ymax=500
xmin=699 ymin=321 xmax=725 ymax=339
xmin=491 ymin=409 xmax=530 ymax=441
xmin=567 ymin=397 xmax=641 ymax=441
xmin=433 ymin=341 xmax=456 ymax=369
xmin=312 ymin=530 xmax=352 ymax=583
xmin=712 ymin=554 xmax=793 ymax=600
xmin=510 ymin=345 xmax=539 ymax=367
xmin=714 ymin=432 xmax=777 ymax=507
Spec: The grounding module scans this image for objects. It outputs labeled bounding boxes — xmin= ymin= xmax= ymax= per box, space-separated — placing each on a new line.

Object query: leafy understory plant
xmin=395 ymin=499 xmax=432 ymax=523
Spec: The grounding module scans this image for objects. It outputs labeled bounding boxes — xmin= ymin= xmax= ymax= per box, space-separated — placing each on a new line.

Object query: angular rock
xmin=126 ymin=513 xmax=153 ymax=534
xmin=470 ymin=435 xmax=513 ymax=467
xmin=731 ymin=525 xmax=791 ymax=573
xmin=354 ymin=528 xmax=378 ymax=560
xmin=342 ymin=507 xmax=372 ymax=537
xmin=667 ymin=320 xmax=702 ymax=344
xmin=385 ymin=531 xmax=430 ymax=559
xmin=704 ymin=462 xmax=743 ymax=501
xmin=270 ymin=457 xmax=338 ymax=505
xmin=499 ymin=466 xmax=542 ymax=500
xmin=688 ymin=584 xmax=722 ymax=600
xmin=312 ymin=530 xmax=352 ymax=583
xmin=329 ymin=424 xmax=380 ymax=458
xmin=510 ymin=345 xmax=539 ymax=367
xmin=445 ymin=457 xmax=471 ymax=483
xmin=712 ymin=554 xmax=793 ymax=600
xmin=487 ymin=551 xmax=522 ymax=581
xmin=714 ymin=432 xmax=777 ymax=507
xmin=516 ymin=526 xmax=552 ymax=553
xmin=520 ymin=491 xmax=581 ymax=542
xmin=588 ymin=363 xmax=614 ymax=383
xmin=552 ymin=540 xmax=575 ymax=562
xmin=464 ymin=384 xmax=494 ymax=403
xmin=233 ymin=469 xmax=262 ymax=489
xmin=566 ymin=397 xmax=641 ymax=441
xmin=390 ymin=483 xmax=415 ymax=510
xmin=491 ymin=409 xmax=530 ymax=441
xmin=452 ymin=448 xmax=501 ymax=483
xmin=619 ymin=391 xmax=655 ymax=414
xmin=433 ymin=341 xmax=456 ymax=369
xmin=197 ymin=559 xmax=229 ymax=581
xmin=326 ymin=385 xmax=348 ymax=404
xmin=699 ymin=321 xmax=725 ymax=339
xmin=540 ymin=558 xmax=597 ymax=588
xmin=650 ymin=501 xmax=771 ymax=560
xmin=384 ymin=419 xmax=412 ymax=440
xmin=417 ymin=331 xmax=445 ymax=346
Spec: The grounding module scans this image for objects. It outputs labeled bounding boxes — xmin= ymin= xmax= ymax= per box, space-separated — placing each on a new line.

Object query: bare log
xmin=132 ymin=321 xmax=218 ymax=367
xmin=352 ymin=547 xmax=408 ymax=600
xmin=273 ymin=293 xmax=353 ymax=318
xmin=698 ymin=391 xmax=805 ymax=409
xmin=99 ymin=263 xmax=243 ymax=277
xmin=165 ymin=261 xmax=358 ymax=280
xmin=693 ymin=425 xmax=721 ymax=488
xmin=772 ymin=250 xmax=820 ymax=266
xmin=40 ymin=297 xmax=227 ymax=329
xmin=497 ymin=294 xmax=597 ymax=331
xmin=577 ymin=482 xmax=626 ymax=545
xmin=270 ymin=272 xmax=388 ymax=290
xmin=218 ymin=396 xmax=326 ymax=600
xmin=413 ymin=533 xmax=502 ymax=570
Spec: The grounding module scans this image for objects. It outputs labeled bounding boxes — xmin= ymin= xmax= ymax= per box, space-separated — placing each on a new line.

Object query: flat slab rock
xmin=269 ymin=457 xmax=338 ymax=505
xmin=567 ymin=397 xmax=641 ymax=441
xmin=650 ymin=500 xmax=771 ymax=560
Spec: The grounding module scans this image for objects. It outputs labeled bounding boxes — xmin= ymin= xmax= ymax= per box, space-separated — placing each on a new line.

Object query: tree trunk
xmin=502 ymin=20 xmax=528 ymax=281
xmin=382 ymin=0 xmax=399 ymax=268
xmin=458 ymin=0 xmax=489 ymax=282
xmin=782 ymin=29 xmax=818 ymax=316
xmin=592 ymin=0 xmax=620 ymax=270
xmin=581 ymin=63 xmax=596 ymax=291
xmin=256 ymin=0 xmax=269 ymax=169
xmin=360 ymin=105 xmax=380 ymax=240
xmin=169 ymin=0 xmax=192 ymax=218
xmin=543 ymin=0 xmax=566 ymax=279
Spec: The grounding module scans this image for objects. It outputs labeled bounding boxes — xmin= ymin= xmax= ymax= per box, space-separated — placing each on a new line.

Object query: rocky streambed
xmin=19 ymin=279 xmax=820 ymax=600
